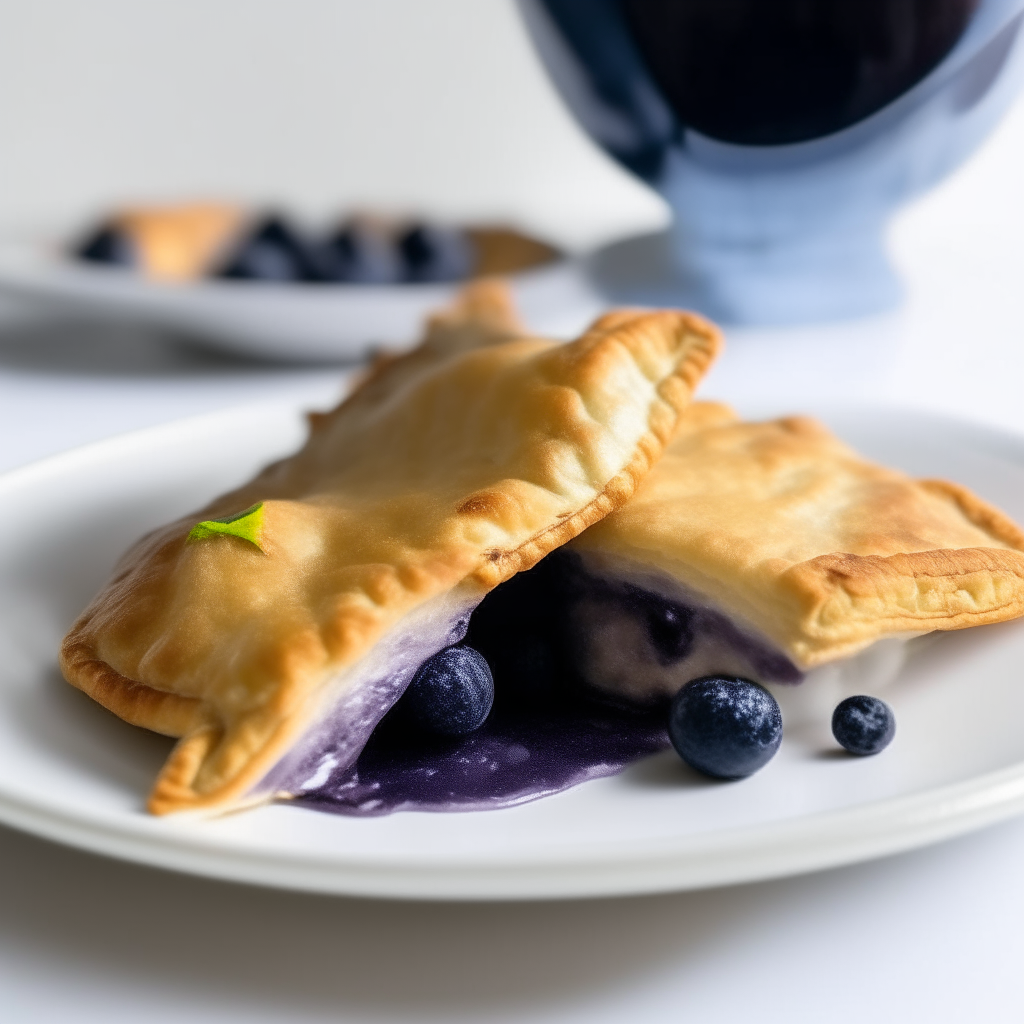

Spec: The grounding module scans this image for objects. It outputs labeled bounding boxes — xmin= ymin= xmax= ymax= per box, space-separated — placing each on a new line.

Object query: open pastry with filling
xmin=276 ymin=399 xmax=1024 ymax=815
xmin=340 ymin=400 xmax=1024 ymax=813
xmin=59 ymin=282 xmax=721 ymax=814
xmin=558 ymin=401 xmax=1024 ymax=715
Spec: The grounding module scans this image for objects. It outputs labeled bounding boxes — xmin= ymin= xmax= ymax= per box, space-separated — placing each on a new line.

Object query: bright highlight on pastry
xmin=187 ymin=503 xmax=266 ymax=550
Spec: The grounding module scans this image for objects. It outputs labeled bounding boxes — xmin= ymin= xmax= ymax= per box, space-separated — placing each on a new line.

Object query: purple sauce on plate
xmin=293 ymin=702 xmax=669 ymax=816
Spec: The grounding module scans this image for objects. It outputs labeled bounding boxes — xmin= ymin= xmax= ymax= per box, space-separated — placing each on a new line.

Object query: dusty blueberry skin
xmin=668 ymin=676 xmax=783 ymax=780
xmin=397 ymin=646 xmax=495 ymax=737
xmin=832 ymin=695 xmax=896 ymax=756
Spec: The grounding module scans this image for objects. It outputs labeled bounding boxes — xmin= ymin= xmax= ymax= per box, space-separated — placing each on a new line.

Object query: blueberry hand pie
xmin=560 ymin=402 xmax=1024 ymax=709
xmin=59 ymin=282 xmax=721 ymax=814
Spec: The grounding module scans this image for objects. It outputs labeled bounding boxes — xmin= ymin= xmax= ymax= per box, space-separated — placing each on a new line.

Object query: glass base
xmin=586 ymin=229 xmax=903 ymax=326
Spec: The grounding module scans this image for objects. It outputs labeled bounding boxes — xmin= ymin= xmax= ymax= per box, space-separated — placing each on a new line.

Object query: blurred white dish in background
xmin=0 ymin=238 xmax=605 ymax=362
xmin=3 ymin=401 xmax=1024 ymax=899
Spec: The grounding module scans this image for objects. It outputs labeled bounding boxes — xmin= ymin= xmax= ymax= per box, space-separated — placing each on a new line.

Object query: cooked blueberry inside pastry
xmin=396 ymin=645 xmax=495 ymax=737
xmin=302 ymin=676 xmax=668 ymax=816
xmin=60 ymin=281 xmax=721 ymax=815
xmin=291 ymin=548 xmax=671 ymax=816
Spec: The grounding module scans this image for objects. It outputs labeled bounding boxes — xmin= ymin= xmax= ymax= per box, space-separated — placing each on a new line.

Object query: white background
xmin=2 ymin=2 xmax=1024 ymax=1021
xmin=0 ymin=0 xmax=663 ymax=249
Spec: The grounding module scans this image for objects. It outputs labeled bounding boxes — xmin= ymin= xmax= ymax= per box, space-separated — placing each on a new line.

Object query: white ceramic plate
xmin=0 ymin=238 xmax=604 ymax=362
xmin=2 ymin=401 xmax=1024 ymax=901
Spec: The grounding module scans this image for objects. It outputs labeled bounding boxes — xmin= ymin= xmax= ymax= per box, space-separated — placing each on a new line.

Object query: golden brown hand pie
xmin=563 ymin=402 xmax=1024 ymax=704
xmin=59 ymin=282 xmax=721 ymax=814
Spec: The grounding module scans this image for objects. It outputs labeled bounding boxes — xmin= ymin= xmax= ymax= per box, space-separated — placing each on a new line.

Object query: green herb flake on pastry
xmin=187 ymin=503 xmax=265 ymax=551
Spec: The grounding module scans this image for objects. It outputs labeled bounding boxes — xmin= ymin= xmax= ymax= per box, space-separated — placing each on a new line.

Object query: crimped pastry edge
xmin=782 ymin=545 xmax=1024 ymax=666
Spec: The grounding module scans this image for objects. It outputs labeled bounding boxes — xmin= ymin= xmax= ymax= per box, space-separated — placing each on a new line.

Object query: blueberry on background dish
xmin=216 ymin=215 xmax=325 ymax=283
xmin=832 ymin=695 xmax=896 ymax=756
xmin=399 ymin=223 xmax=474 ymax=283
xmin=396 ymin=645 xmax=495 ymax=737
xmin=75 ymin=224 xmax=135 ymax=267
xmin=320 ymin=218 xmax=404 ymax=284
xmin=669 ymin=675 xmax=783 ymax=779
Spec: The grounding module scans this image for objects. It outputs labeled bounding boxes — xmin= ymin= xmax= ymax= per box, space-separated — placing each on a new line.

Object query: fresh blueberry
xmin=632 ymin=589 xmax=693 ymax=664
xmin=832 ymin=695 xmax=895 ymax=756
xmin=216 ymin=215 xmax=324 ymax=282
xmin=399 ymin=223 xmax=473 ymax=283
xmin=401 ymin=645 xmax=494 ymax=736
xmin=668 ymin=676 xmax=782 ymax=779
xmin=320 ymin=219 xmax=403 ymax=284
xmin=75 ymin=224 xmax=135 ymax=267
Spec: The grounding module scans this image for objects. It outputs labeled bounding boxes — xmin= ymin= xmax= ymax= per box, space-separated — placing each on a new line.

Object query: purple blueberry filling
xmin=285 ymin=551 xmax=801 ymax=816
xmin=296 ymin=702 xmax=669 ymax=816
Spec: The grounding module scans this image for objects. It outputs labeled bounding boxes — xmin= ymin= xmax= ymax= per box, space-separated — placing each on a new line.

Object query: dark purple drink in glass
xmin=520 ymin=0 xmax=1024 ymax=323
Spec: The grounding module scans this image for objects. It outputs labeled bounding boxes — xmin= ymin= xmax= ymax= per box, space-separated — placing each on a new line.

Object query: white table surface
xmin=3 ymin=104 xmax=1024 ymax=1024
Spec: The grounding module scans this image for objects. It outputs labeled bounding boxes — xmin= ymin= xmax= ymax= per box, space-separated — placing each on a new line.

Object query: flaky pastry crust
xmin=572 ymin=403 xmax=1024 ymax=668
xmin=60 ymin=281 xmax=721 ymax=814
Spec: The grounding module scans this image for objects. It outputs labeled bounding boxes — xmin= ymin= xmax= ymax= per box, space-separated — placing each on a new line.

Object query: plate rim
xmin=1 ymin=755 xmax=1023 ymax=901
